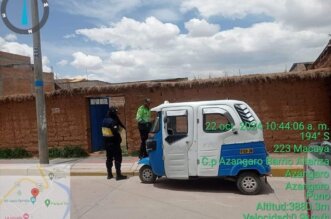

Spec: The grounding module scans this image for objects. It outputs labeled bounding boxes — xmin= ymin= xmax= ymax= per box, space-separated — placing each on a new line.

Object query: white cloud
xmin=181 ymin=0 xmax=272 ymax=19
xmin=71 ymin=52 xmax=102 ymax=69
xmin=42 ymin=56 xmax=52 ymax=72
xmin=63 ymin=34 xmax=76 ymax=39
xmin=185 ymin=19 xmax=220 ymax=37
xmin=274 ymin=0 xmax=331 ymax=29
xmin=57 ymin=60 xmax=69 ymax=66
xmin=110 ymin=51 xmax=140 ymax=67
xmin=0 ymin=37 xmax=32 ymax=57
xmin=51 ymin=0 xmax=330 ymax=82
xmin=147 ymin=8 xmax=181 ymax=22
xmin=72 ymin=16 xmax=328 ymax=83
xmin=180 ymin=0 xmax=331 ymax=30
xmin=55 ymin=0 xmax=182 ymax=24
xmin=0 ymin=37 xmax=53 ymax=73
xmin=76 ymin=17 xmax=180 ymax=49
xmin=4 ymin=34 xmax=17 ymax=42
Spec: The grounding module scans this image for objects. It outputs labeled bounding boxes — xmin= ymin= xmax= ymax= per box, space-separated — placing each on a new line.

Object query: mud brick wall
xmin=0 ymin=71 xmax=330 ymax=154
xmin=0 ymin=100 xmax=37 ymax=151
xmin=0 ymin=95 xmax=89 ymax=153
xmin=46 ymin=96 xmax=89 ymax=152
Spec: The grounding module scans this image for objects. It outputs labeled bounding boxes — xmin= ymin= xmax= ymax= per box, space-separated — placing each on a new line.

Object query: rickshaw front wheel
xmin=139 ymin=165 xmax=157 ymax=184
xmin=236 ymin=171 xmax=262 ymax=195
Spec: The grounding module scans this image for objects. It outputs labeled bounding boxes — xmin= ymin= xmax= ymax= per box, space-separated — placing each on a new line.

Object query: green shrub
xmin=49 ymin=146 xmax=88 ymax=158
xmin=11 ymin=148 xmax=31 ymax=158
xmin=49 ymin=147 xmax=62 ymax=158
xmin=0 ymin=148 xmax=11 ymax=158
xmin=0 ymin=146 xmax=88 ymax=159
xmin=0 ymin=148 xmax=32 ymax=159
xmin=129 ymin=150 xmax=140 ymax=157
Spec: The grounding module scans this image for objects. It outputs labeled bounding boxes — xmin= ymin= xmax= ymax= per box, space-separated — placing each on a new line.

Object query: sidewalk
xmin=0 ymin=153 xmax=304 ymax=177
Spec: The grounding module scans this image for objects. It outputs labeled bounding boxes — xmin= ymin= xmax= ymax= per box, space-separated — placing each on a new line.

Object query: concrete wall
xmin=0 ymin=71 xmax=330 ymax=154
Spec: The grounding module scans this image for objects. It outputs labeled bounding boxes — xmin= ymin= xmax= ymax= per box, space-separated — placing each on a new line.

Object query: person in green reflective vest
xmin=136 ymin=98 xmax=152 ymax=158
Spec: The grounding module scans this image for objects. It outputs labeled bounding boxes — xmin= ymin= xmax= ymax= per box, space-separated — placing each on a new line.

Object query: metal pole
xmin=31 ymin=0 xmax=49 ymax=164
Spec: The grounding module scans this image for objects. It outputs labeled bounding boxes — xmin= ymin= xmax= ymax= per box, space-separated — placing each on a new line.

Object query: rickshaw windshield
xmin=150 ymin=112 xmax=161 ymax=133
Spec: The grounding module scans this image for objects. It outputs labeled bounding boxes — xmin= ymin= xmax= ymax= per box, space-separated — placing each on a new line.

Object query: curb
xmin=0 ymin=164 xmax=303 ymax=178
xmin=70 ymin=166 xmax=303 ymax=177
xmin=270 ymin=165 xmax=303 ymax=177
xmin=70 ymin=171 xmax=139 ymax=177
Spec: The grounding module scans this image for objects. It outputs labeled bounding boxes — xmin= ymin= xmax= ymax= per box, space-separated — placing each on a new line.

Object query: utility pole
xmin=31 ymin=0 xmax=49 ymax=164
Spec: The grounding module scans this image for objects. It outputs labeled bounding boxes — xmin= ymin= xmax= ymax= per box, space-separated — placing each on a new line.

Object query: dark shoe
xmin=107 ymin=174 xmax=114 ymax=180
xmin=116 ymin=174 xmax=127 ymax=181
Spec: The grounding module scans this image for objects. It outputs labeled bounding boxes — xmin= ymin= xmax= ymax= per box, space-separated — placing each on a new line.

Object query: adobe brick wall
xmin=0 ymin=100 xmax=37 ymax=151
xmin=0 ymin=95 xmax=89 ymax=153
xmin=47 ymin=96 xmax=89 ymax=152
xmin=0 ymin=71 xmax=330 ymax=154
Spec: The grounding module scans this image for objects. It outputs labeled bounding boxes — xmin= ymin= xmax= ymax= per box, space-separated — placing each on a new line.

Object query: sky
xmin=0 ymin=0 xmax=330 ymax=83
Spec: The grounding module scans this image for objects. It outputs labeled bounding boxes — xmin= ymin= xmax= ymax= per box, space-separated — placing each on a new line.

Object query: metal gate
xmin=89 ymin=97 xmax=109 ymax=152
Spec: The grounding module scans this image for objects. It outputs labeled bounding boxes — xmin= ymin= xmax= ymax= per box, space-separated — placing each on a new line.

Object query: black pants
xmin=139 ymin=128 xmax=149 ymax=158
xmin=104 ymin=138 xmax=122 ymax=175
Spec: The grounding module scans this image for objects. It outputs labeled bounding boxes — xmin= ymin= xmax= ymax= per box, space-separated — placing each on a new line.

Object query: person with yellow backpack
xmin=102 ymin=107 xmax=127 ymax=180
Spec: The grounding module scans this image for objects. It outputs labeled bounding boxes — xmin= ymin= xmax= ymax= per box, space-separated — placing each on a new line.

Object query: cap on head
xmin=144 ymin=98 xmax=151 ymax=104
xmin=108 ymin=106 xmax=118 ymax=116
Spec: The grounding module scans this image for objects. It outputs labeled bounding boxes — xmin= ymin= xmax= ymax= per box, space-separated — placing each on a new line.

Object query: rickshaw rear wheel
xmin=139 ymin=165 xmax=157 ymax=184
xmin=236 ymin=171 xmax=262 ymax=195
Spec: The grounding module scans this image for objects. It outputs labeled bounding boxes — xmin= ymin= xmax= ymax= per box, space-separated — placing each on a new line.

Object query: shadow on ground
xmin=152 ymin=177 xmax=274 ymax=195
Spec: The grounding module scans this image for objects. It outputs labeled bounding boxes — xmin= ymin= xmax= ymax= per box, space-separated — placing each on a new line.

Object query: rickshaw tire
xmin=236 ymin=171 xmax=262 ymax=195
xmin=139 ymin=165 xmax=157 ymax=184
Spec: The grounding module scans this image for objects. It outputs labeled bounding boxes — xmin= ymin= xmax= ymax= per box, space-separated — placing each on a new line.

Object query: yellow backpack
xmin=102 ymin=127 xmax=113 ymax=137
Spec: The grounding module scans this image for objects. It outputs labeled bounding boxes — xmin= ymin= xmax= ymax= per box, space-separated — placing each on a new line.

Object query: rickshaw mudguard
xmin=138 ymin=157 xmax=150 ymax=166
xmin=229 ymin=164 xmax=270 ymax=176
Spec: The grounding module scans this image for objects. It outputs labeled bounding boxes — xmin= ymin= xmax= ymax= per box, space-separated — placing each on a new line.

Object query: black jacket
xmin=102 ymin=117 xmax=122 ymax=144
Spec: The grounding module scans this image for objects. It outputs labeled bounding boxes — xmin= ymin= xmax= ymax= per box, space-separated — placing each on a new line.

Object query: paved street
xmin=0 ymin=152 xmax=304 ymax=177
xmin=71 ymin=176 xmax=306 ymax=219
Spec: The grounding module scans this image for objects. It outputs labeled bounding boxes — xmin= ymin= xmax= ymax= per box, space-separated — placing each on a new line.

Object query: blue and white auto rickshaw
xmin=139 ymin=100 xmax=271 ymax=195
